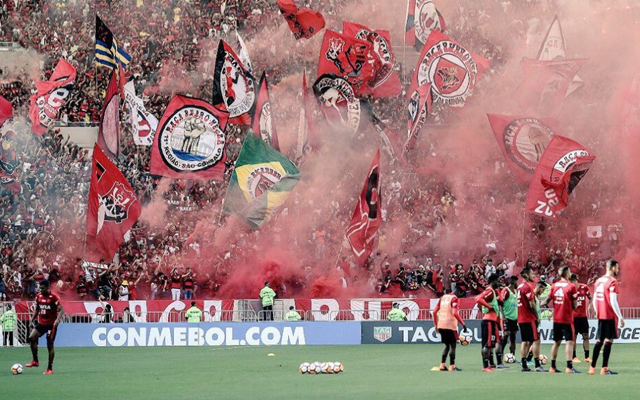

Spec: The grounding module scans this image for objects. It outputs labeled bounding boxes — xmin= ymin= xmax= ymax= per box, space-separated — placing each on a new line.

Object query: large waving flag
xmin=487 ymin=114 xmax=559 ymax=183
xmin=514 ymin=59 xmax=586 ymax=117
xmin=410 ymin=30 xmax=489 ymax=107
xmin=222 ymin=133 xmax=300 ymax=229
xmin=312 ymin=73 xmax=362 ymax=137
xmin=212 ymin=40 xmax=255 ymax=125
xmin=97 ymin=69 xmax=121 ymax=159
xmin=525 ymin=136 xmax=595 ymax=220
xmin=252 ymin=72 xmax=279 ymax=151
xmin=86 ymin=145 xmax=141 ymax=262
xmin=342 ymin=21 xmax=401 ymax=98
xmin=123 ymin=81 xmax=158 ymax=146
xmin=150 ymin=95 xmax=229 ymax=180
xmin=95 ymin=16 xmax=131 ymax=69
xmin=0 ymin=95 xmax=13 ymax=127
xmin=28 ymin=58 xmax=76 ymax=135
xmin=235 ymin=30 xmax=253 ymax=74
xmin=346 ymin=150 xmax=382 ymax=264
xmin=405 ymin=0 xmax=446 ymax=51
xmin=276 ymin=0 xmax=325 ymax=40
xmin=317 ymin=30 xmax=375 ymax=96
xmin=537 ymin=16 xmax=583 ymax=96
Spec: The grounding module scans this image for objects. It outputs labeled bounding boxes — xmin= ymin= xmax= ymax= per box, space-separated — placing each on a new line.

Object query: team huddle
xmin=434 ymin=260 xmax=624 ymax=375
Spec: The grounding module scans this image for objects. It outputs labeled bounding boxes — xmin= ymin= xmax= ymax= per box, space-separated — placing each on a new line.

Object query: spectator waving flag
xmin=342 ymin=21 xmax=402 ymax=98
xmin=252 ymin=72 xmax=279 ymax=151
xmin=222 ymin=133 xmax=300 ymax=230
xmin=95 ymin=15 xmax=131 ymax=69
xmin=213 ymin=40 xmax=255 ymax=125
xmin=28 ymin=58 xmax=76 ymax=135
xmin=150 ymin=95 xmax=229 ymax=181
xmin=405 ymin=0 xmax=446 ymax=51
xmin=526 ymin=136 xmax=595 ymax=220
xmin=410 ymin=30 xmax=489 ymax=108
xmin=346 ymin=150 xmax=382 ymax=265
xmin=0 ymin=95 xmax=12 ymax=127
xmin=276 ymin=0 xmax=325 ymax=40
xmin=0 ymin=158 xmax=21 ymax=194
xmin=123 ymin=81 xmax=158 ymax=146
xmin=86 ymin=145 xmax=141 ymax=263
xmin=97 ymin=69 xmax=121 ymax=159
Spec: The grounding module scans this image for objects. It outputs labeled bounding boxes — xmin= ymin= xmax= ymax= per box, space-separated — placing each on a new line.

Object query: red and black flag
xmin=86 ymin=145 xmax=141 ymax=262
xmin=313 ymin=73 xmax=362 ymax=137
xmin=252 ymin=72 xmax=279 ymax=151
xmin=276 ymin=0 xmax=325 ymax=40
xmin=150 ymin=95 xmax=229 ymax=181
xmin=29 ymin=58 xmax=76 ymax=135
xmin=487 ymin=114 xmax=560 ymax=183
xmin=0 ymin=158 xmax=21 ymax=194
xmin=405 ymin=0 xmax=446 ymax=51
xmin=97 ymin=68 xmax=121 ymax=159
xmin=317 ymin=30 xmax=375 ymax=96
xmin=404 ymin=82 xmax=432 ymax=159
xmin=346 ymin=150 xmax=382 ymax=264
xmin=410 ymin=30 xmax=489 ymax=108
xmin=514 ymin=59 xmax=586 ymax=117
xmin=0 ymin=95 xmax=12 ymax=127
xmin=537 ymin=15 xmax=583 ymax=96
xmin=342 ymin=21 xmax=401 ymax=98
xmin=525 ymin=136 xmax=595 ymax=220
xmin=212 ymin=40 xmax=255 ymax=125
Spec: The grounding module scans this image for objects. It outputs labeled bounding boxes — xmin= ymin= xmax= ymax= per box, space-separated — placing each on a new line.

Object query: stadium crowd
xmin=0 ymin=0 xmax=623 ymax=302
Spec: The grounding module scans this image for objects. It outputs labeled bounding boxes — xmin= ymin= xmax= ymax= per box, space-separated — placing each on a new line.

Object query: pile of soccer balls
xmin=11 ymin=364 xmax=23 ymax=375
xmin=299 ymin=362 xmax=344 ymax=374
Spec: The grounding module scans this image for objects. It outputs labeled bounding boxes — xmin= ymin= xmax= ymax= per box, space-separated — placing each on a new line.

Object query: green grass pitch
xmin=1 ymin=344 xmax=639 ymax=400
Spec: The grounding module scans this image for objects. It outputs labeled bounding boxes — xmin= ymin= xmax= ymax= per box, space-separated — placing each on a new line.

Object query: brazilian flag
xmin=223 ymin=132 xmax=300 ymax=229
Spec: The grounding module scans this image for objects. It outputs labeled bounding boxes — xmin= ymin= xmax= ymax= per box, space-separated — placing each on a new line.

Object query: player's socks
xmin=551 ymin=360 xmax=557 ymax=369
xmin=602 ymin=342 xmax=612 ymax=368
xmin=521 ymin=358 xmax=527 ymax=369
xmin=534 ymin=358 xmax=541 ymax=369
xmin=527 ymin=351 xmax=534 ymax=362
xmin=591 ymin=341 xmax=603 ymax=368
xmin=584 ymin=349 xmax=590 ymax=360
xmin=496 ymin=352 xmax=503 ymax=365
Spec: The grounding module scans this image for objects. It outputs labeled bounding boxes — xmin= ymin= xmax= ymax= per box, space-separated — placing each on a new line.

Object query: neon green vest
xmin=481 ymin=289 xmax=499 ymax=315
xmin=503 ymin=288 xmax=518 ymax=321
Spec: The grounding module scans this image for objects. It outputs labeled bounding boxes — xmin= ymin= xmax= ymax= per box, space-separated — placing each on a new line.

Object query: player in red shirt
xmin=517 ymin=267 xmax=545 ymax=372
xmin=543 ymin=266 xmax=579 ymax=374
xmin=570 ymin=274 xmax=592 ymax=363
xmin=475 ymin=274 xmax=501 ymax=372
xmin=589 ymin=260 xmax=624 ymax=375
xmin=25 ymin=280 xmax=63 ymax=374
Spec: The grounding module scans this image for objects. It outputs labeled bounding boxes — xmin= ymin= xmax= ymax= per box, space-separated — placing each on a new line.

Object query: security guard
xmin=260 ymin=282 xmax=276 ymax=321
xmin=284 ymin=306 xmax=302 ymax=321
xmin=387 ymin=302 xmax=407 ymax=321
xmin=185 ymin=301 xmax=202 ymax=323
xmin=1 ymin=303 xmax=17 ymax=346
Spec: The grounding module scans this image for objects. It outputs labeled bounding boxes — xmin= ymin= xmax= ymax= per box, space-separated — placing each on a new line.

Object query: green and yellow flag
xmin=223 ymin=132 xmax=300 ymax=229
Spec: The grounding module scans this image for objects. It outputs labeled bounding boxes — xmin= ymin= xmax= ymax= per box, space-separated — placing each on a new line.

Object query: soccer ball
xmin=299 ymin=362 xmax=310 ymax=374
xmin=459 ymin=333 xmax=472 ymax=346
xmin=310 ymin=362 xmax=322 ymax=375
xmin=324 ymin=362 xmax=335 ymax=374
xmin=503 ymin=353 xmax=517 ymax=364
xmin=333 ymin=362 xmax=343 ymax=373
xmin=539 ymin=354 xmax=548 ymax=365
xmin=11 ymin=364 xmax=23 ymax=375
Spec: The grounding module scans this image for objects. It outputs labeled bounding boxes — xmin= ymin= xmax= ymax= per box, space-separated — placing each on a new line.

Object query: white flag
xmin=123 ymin=81 xmax=158 ymax=146
xmin=235 ymin=30 xmax=253 ymax=74
xmin=586 ymin=225 xmax=602 ymax=239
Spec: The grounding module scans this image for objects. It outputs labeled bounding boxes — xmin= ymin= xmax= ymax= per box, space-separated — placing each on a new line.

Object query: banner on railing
xmin=45 ymin=322 xmax=361 ymax=347
xmin=16 ymin=300 xmax=235 ymax=322
xmin=361 ymin=320 xmax=640 ymax=344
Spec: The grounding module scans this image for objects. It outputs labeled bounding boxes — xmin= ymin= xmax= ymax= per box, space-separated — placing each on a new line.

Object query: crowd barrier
xmin=0 ymin=319 xmax=631 ymax=347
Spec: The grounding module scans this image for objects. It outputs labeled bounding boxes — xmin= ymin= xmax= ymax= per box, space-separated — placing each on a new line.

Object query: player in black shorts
xmin=26 ymin=280 xmax=64 ymax=374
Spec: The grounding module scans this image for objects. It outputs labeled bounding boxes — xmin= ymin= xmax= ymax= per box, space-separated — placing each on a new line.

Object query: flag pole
xmin=332 ymin=239 xmax=344 ymax=269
